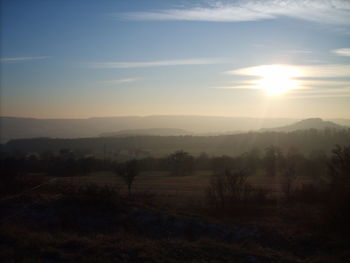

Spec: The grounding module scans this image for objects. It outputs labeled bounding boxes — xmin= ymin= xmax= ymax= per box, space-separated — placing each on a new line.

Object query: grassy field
xmin=53 ymin=171 xmax=314 ymax=199
xmin=2 ymin=171 xmax=348 ymax=262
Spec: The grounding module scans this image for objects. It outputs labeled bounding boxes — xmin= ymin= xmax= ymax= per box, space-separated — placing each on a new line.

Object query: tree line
xmin=1 ymin=144 xmax=349 ymax=231
xmin=0 ymin=146 xmax=330 ymax=179
xmin=2 ymin=128 xmax=349 ymax=157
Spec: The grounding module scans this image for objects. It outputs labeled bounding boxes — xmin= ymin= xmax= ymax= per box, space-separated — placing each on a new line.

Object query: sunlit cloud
xmin=228 ymin=64 xmax=303 ymax=78
xmin=116 ymin=0 xmax=350 ymax=25
xmin=87 ymin=58 xmax=223 ymax=68
xmin=225 ymin=64 xmax=350 ymax=78
xmin=295 ymin=80 xmax=350 ymax=87
xmin=0 ymin=56 xmax=51 ymax=62
xmin=332 ymin=48 xmax=350 ymax=56
xmin=221 ymin=64 xmax=350 ymax=97
xmin=212 ymin=85 xmax=262 ymax=90
xmin=226 ymin=79 xmax=350 ymax=87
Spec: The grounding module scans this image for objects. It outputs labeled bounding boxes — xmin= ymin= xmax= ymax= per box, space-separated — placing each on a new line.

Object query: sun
xmin=252 ymin=65 xmax=302 ymax=96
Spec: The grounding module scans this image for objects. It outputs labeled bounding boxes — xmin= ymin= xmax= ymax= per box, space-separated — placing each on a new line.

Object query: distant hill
xmin=1 ymin=116 xmax=348 ymax=143
xmin=330 ymin=119 xmax=350 ymax=127
xmin=0 ymin=116 xmax=299 ymax=143
xmin=100 ymin=128 xmax=192 ymax=137
xmin=261 ymin=118 xmax=346 ymax=132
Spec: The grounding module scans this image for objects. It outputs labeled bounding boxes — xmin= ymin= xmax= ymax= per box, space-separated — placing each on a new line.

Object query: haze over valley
xmin=1 ymin=115 xmax=350 ymax=143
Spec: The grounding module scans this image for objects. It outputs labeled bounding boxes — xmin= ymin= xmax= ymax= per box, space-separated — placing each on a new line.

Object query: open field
xmin=2 ymin=171 xmax=348 ymax=263
xmin=1 ymin=160 xmax=349 ymax=263
xmin=52 ymin=171 xmax=314 ymax=199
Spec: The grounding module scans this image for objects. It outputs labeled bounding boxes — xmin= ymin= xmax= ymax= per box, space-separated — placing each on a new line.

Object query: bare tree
xmin=328 ymin=145 xmax=350 ymax=190
xmin=263 ymin=145 xmax=282 ymax=177
xmin=206 ymin=169 xmax=253 ymax=207
xmin=281 ymin=149 xmax=299 ymax=200
xmin=326 ymin=145 xmax=350 ymax=228
xmin=115 ymin=159 xmax=139 ymax=195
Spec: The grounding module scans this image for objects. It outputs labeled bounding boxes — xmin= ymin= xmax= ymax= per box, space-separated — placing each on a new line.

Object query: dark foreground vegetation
xmin=1 ymin=142 xmax=350 ymax=262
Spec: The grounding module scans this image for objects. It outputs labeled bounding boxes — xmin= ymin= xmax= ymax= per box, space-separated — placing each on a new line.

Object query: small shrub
xmin=205 ymin=169 xmax=269 ymax=212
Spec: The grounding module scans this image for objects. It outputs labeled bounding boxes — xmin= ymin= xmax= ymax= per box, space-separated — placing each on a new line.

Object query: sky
xmin=1 ymin=0 xmax=350 ymax=119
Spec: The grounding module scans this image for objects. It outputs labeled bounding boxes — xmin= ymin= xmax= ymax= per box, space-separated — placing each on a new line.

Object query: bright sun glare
xmin=253 ymin=65 xmax=302 ymax=96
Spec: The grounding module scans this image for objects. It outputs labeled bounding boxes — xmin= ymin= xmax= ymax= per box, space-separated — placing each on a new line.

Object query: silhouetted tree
xmin=325 ymin=145 xmax=350 ymax=229
xmin=211 ymin=155 xmax=235 ymax=174
xmin=282 ymin=148 xmax=302 ymax=199
xmin=195 ymin=152 xmax=211 ymax=170
xmin=238 ymin=148 xmax=261 ymax=175
xmin=303 ymin=150 xmax=328 ymax=180
xmin=328 ymin=145 xmax=350 ymax=189
xmin=115 ymin=159 xmax=140 ymax=195
xmin=263 ymin=146 xmax=282 ymax=177
xmin=168 ymin=150 xmax=194 ymax=176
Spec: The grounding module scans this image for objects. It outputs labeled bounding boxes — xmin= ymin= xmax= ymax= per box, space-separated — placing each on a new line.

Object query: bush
xmin=205 ymin=169 xmax=268 ymax=211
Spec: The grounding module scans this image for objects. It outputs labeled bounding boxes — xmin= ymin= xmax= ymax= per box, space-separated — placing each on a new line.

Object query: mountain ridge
xmin=261 ymin=118 xmax=346 ymax=132
xmin=100 ymin=128 xmax=192 ymax=137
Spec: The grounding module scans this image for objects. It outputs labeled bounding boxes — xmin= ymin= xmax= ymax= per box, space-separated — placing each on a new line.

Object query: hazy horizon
xmin=1 ymin=114 xmax=350 ymax=122
xmin=0 ymin=114 xmax=346 ymax=119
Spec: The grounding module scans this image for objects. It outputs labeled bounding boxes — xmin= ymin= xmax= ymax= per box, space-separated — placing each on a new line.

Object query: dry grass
xmin=50 ymin=171 xmax=314 ymax=201
xmin=0 ymin=223 xmax=305 ymax=263
xmin=1 ymin=174 xmax=349 ymax=263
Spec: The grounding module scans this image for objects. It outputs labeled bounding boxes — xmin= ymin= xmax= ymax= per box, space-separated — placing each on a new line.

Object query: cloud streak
xmin=0 ymin=56 xmax=50 ymax=62
xmin=225 ymin=64 xmax=350 ymax=78
xmin=87 ymin=58 xmax=223 ymax=69
xmin=101 ymin=78 xmax=137 ymax=84
xmin=116 ymin=0 xmax=350 ymax=25
xmin=332 ymin=48 xmax=350 ymax=56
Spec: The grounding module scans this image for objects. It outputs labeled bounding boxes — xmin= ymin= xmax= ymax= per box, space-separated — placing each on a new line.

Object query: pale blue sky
xmin=1 ymin=0 xmax=350 ymax=118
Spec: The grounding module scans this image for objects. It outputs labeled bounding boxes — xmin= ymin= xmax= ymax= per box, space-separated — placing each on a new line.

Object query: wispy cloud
xmin=101 ymin=78 xmax=137 ymax=84
xmin=0 ymin=56 xmax=50 ymax=62
xmin=332 ymin=48 xmax=350 ymax=56
xmin=87 ymin=58 xmax=223 ymax=69
xmin=280 ymin=49 xmax=312 ymax=54
xmin=225 ymin=64 xmax=350 ymax=78
xmin=213 ymin=85 xmax=262 ymax=90
xmin=116 ymin=0 xmax=350 ymax=25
